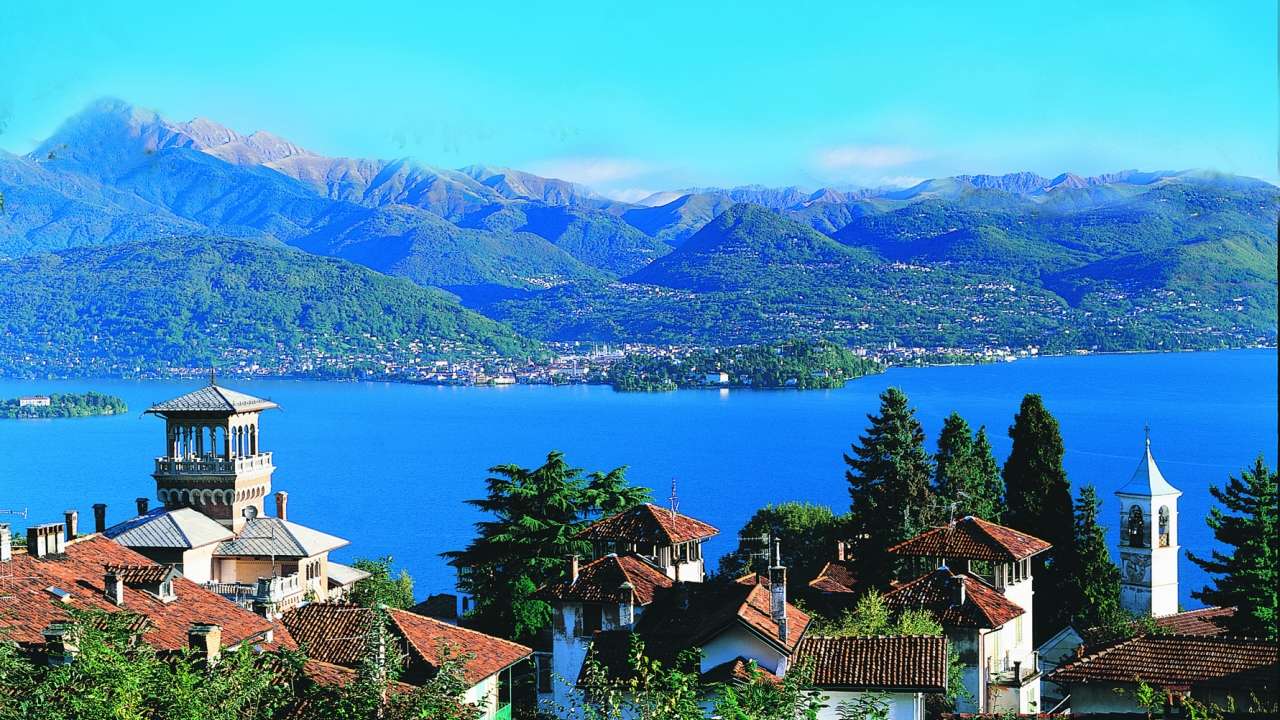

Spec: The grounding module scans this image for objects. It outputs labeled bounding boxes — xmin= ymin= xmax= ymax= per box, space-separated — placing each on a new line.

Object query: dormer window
xmin=1127 ymin=506 xmax=1147 ymax=548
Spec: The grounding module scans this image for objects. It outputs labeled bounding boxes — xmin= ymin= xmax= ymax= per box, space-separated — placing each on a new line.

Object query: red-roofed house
xmin=887 ymin=518 xmax=1052 ymax=715
xmin=281 ymin=603 xmax=531 ymax=720
xmin=575 ymin=503 xmax=718 ymax=582
xmin=799 ymin=635 xmax=950 ymax=720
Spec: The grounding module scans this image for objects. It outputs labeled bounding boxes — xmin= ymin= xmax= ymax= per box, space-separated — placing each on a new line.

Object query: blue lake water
xmin=0 ymin=349 xmax=1274 ymax=609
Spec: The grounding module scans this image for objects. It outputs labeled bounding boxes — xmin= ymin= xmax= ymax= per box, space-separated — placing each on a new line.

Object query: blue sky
xmin=1 ymin=1 xmax=1275 ymax=198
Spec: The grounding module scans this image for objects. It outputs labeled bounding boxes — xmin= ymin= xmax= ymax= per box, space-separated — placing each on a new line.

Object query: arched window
xmin=1158 ymin=506 xmax=1170 ymax=547
xmin=1127 ymin=505 xmax=1147 ymax=548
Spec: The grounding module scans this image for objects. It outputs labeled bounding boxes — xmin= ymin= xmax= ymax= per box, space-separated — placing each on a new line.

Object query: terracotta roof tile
xmin=799 ymin=635 xmax=949 ymax=692
xmin=883 ymin=568 xmax=1024 ymax=629
xmin=635 ymin=582 xmax=810 ymax=656
xmin=1155 ymin=606 xmax=1235 ymax=636
xmin=888 ymin=517 xmax=1051 ymax=563
xmin=280 ymin=604 xmax=531 ymax=686
xmin=105 ymin=564 xmax=175 ymax=584
xmin=0 ymin=536 xmax=276 ymax=651
xmin=1047 ymin=635 xmax=1278 ymax=691
xmin=701 ymin=657 xmax=781 ymax=686
xmin=807 ymin=561 xmax=858 ymax=594
xmin=533 ymin=554 xmax=673 ymax=605
xmin=576 ymin=504 xmax=719 ymax=545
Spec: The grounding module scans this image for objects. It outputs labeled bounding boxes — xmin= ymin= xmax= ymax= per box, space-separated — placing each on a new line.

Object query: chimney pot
xmin=42 ymin=623 xmax=80 ymax=666
xmin=136 ymin=498 xmax=149 ymax=516
xmin=275 ymin=491 xmax=288 ymax=521
xmin=567 ymin=555 xmax=579 ymax=584
xmin=28 ymin=523 xmax=66 ymax=558
xmin=951 ymin=577 xmax=966 ymax=606
xmin=93 ymin=504 xmax=107 ymax=534
xmin=837 ymin=541 xmax=846 ymax=562
xmin=63 ymin=510 xmax=78 ymax=541
xmin=188 ymin=624 xmax=222 ymax=668
xmin=104 ymin=571 xmax=125 ymax=606
xmin=0 ymin=524 xmax=10 ymax=563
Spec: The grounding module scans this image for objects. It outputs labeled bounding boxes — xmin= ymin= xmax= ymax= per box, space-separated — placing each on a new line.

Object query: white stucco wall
xmin=818 ymin=691 xmax=922 ymax=720
xmin=700 ymin=626 xmax=786 ymax=677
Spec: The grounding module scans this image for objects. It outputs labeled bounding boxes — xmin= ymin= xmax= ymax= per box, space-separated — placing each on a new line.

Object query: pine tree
xmin=1188 ymin=454 xmax=1279 ymax=638
xmin=846 ymin=387 xmax=936 ymax=590
xmin=1060 ymin=484 xmax=1122 ymax=629
xmin=934 ymin=412 xmax=1005 ymax=523
xmin=1002 ymin=393 xmax=1074 ymax=643
xmin=442 ymin=451 xmax=651 ymax=641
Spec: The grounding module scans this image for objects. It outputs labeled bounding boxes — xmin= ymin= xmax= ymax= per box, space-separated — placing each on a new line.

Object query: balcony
xmin=203 ymin=573 xmax=302 ymax=610
xmin=990 ymin=651 xmax=1040 ymax=687
xmin=155 ymin=452 xmax=273 ymax=475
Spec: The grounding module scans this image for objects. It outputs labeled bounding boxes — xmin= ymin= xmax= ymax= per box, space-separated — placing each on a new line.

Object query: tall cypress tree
xmin=1003 ymin=393 xmax=1075 ymax=642
xmin=846 ymin=387 xmax=936 ymax=590
xmin=934 ymin=412 xmax=1005 ymax=523
xmin=1059 ymin=484 xmax=1122 ymax=630
xmin=1188 ymin=454 xmax=1279 ymax=638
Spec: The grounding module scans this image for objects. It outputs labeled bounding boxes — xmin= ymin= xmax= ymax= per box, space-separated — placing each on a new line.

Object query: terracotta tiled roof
xmin=701 ymin=657 xmax=781 ymax=686
xmin=807 ymin=561 xmax=858 ymax=594
xmin=533 ymin=554 xmax=673 ymax=605
xmin=576 ymin=504 xmax=719 ymax=545
xmin=883 ymin=568 xmax=1024 ymax=629
xmin=0 ymin=536 xmax=276 ymax=651
xmin=105 ymin=564 xmax=175 ymax=584
xmin=1155 ymin=606 xmax=1235 ymax=636
xmin=798 ymin=635 xmax=949 ymax=692
xmin=1047 ymin=635 xmax=1278 ymax=692
xmin=635 ymin=582 xmax=810 ymax=656
xmin=888 ymin=517 xmax=1051 ymax=563
xmin=281 ymin=604 xmax=531 ymax=686
xmin=390 ymin=607 xmax=530 ymax=684
xmin=735 ymin=573 xmax=770 ymax=586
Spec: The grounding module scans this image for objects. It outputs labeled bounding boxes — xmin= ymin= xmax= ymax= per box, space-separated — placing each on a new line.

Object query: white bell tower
xmin=1115 ymin=429 xmax=1182 ymax=618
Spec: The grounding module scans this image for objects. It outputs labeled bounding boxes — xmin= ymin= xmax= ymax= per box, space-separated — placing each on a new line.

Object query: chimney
xmin=769 ymin=540 xmax=788 ymax=643
xmin=275 ymin=491 xmax=288 ymax=521
xmin=136 ymin=498 xmax=149 ymax=516
xmin=0 ymin=524 xmax=10 ymax=563
xmin=93 ymin=504 xmax=107 ymax=534
xmin=104 ymin=571 xmax=125 ymax=606
xmin=837 ymin=541 xmax=846 ymax=562
xmin=63 ymin=510 xmax=78 ymax=541
xmin=42 ymin=623 xmax=80 ymax=666
xmin=567 ymin=555 xmax=579 ymax=584
xmin=188 ymin=624 xmax=222 ymax=668
xmin=951 ymin=576 xmax=966 ymax=607
xmin=28 ymin=523 xmax=66 ymax=558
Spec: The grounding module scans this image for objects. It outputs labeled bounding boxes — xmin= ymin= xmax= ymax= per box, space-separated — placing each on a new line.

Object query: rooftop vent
xmin=45 ymin=587 xmax=73 ymax=603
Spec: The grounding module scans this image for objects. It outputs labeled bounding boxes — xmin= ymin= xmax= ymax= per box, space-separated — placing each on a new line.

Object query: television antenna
xmin=668 ymin=478 xmax=680 ymax=519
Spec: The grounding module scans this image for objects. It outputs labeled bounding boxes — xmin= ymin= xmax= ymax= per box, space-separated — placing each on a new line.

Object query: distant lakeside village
xmin=0 ymin=378 xmax=1275 ymax=719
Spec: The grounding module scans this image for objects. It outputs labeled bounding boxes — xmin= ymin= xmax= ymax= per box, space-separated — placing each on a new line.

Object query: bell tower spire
xmin=1115 ymin=429 xmax=1183 ymax=617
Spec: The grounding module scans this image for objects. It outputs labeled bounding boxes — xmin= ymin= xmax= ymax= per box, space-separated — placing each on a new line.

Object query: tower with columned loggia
xmin=144 ymin=373 xmax=279 ymax=532
xmin=1115 ymin=430 xmax=1182 ymax=618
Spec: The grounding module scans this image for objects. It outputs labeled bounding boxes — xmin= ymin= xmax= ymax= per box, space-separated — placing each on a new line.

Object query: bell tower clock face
xmin=1120 ymin=552 xmax=1150 ymax=583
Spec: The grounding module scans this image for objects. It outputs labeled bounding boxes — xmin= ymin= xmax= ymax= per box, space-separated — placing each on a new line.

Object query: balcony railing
xmin=203 ymin=572 xmax=302 ymax=608
xmin=492 ymin=702 xmax=512 ymax=720
xmin=155 ymin=452 xmax=273 ymax=475
xmin=990 ymin=651 xmax=1040 ymax=686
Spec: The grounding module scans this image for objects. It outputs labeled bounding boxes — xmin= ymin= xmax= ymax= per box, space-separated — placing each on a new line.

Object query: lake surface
xmin=0 ymin=349 xmax=1274 ymax=609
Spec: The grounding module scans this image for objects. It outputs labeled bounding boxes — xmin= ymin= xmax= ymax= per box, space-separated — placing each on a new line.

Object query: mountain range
xmin=0 ymin=99 xmax=1275 ymax=372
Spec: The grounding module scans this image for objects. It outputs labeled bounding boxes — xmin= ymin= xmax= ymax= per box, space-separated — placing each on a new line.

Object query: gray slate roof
xmin=327 ymin=562 xmax=372 ymax=587
xmin=145 ymin=383 xmax=279 ymax=415
xmin=1116 ymin=440 xmax=1181 ymax=497
xmin=104 ymin=508 xmax=235 ymax=549
xmin=216 ymin=517 xmax=349 ymax=559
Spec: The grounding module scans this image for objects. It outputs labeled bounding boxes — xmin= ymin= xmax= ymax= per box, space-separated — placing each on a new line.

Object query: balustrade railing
xmin=990 ymin=651 xmax=1040 ymax=685
xmin=155 ymin=452 xmax=273 ymax=475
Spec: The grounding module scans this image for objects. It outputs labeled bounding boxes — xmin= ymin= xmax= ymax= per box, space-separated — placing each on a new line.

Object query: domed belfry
xmin=144 ymin=375 xmax=279 ymax=532
xmin=1115 ymin=430 xmax=1182 ymax=618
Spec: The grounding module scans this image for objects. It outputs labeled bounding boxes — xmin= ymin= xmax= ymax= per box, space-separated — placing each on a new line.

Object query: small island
xmin=607 ymin=339 xmax=885 ymax=392
xmin=1 ymin=391 xmax=128 ymax=419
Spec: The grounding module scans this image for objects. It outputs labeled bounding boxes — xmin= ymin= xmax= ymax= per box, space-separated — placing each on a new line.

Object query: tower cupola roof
xmin=144 ymin=382 xmax=279 ymax=415
xmin=1115 ymin=437 xmax=1182 ymax=498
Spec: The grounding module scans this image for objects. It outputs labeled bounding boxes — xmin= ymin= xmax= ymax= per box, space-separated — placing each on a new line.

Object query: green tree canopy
xmin=442 ymin=451 xmax=651 ymax=641
xmin=933 ymin=412 xmax=1005 ymax=523
xmin=845 ymin=387 xmax=936 ymax=590
xmin=1002 ymin=393 xmax=1074 ymax=643
xmin=717 ymin=501 xmax=848 ymax=581
xmin=1188 ymin=454 xmax=1279 ymax=638
xmin=1059 ymin=484 xmax=1122 ymax=630
xmin=346 ymin=557 xmax=416 ymax=610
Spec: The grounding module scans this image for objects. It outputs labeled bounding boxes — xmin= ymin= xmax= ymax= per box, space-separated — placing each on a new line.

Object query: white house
xmin=799 ymin=635 xmax=950 ymax=720
xmin=885 ymin=516 xmax=1052 ymax=714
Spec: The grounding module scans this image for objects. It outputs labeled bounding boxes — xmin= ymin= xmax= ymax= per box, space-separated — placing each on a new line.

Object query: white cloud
xmin=525 ymin=156 xmax=651 ymax=185
xmin=603 ymin=188 xmax=658 ymax=203
xmin=878 ymin=175 xmax=928 ymax=188
xmin=816 ymin=145 xmax=923 ymax=169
